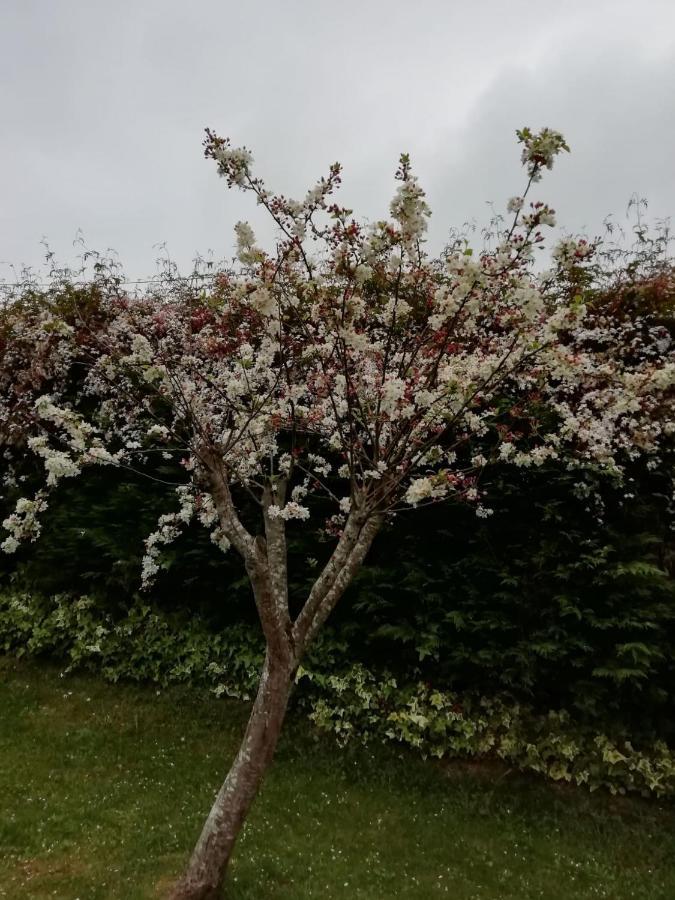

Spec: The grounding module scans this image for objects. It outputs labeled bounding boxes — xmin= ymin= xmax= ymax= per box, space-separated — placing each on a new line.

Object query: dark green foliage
xmin=1 ymin=453 xmax=673 ymax=736
xmin=1 ymin=466 xmax=257 ymax=625
xmin=343 ymin=465 xmax=675 ymax=733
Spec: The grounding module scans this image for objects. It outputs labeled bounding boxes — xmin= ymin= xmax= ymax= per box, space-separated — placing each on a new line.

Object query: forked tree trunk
xmin=170 ymin=651 xmax=293 ymax=900
xmin=168 ymin=493 xmax=382 ymax=900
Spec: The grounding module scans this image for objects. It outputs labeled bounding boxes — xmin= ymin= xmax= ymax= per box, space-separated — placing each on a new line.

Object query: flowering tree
xmin=1 ymin=127 xmax=673 ymax=899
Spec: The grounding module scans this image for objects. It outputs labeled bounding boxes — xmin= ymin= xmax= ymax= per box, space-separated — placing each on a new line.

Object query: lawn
xmin=0 ymin=660 xmax=674 ymax=899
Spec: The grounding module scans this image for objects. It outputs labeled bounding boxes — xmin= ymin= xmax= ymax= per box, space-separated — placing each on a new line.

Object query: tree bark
xmin=169 ymin=651 xmax=293 ymax=900
xmin=168 ymin=485 xmax=382 ymax=900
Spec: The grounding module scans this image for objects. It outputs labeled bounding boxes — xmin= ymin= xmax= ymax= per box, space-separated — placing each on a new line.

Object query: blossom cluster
xmin=0 ymin=127 xmax=672 ymax=566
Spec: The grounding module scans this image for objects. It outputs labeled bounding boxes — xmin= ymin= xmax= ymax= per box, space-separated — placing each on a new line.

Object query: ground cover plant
xmin=2 ymin=661 xmax=675 ymax=900
xmin=2 ymin=591 xmax=675 ymax=799
xmin=1 ymin=127 xmax=673 ymax=897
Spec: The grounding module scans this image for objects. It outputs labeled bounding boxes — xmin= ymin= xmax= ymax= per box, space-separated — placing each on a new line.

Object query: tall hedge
xmin=1 ymin=252 xmax=673 ymax=736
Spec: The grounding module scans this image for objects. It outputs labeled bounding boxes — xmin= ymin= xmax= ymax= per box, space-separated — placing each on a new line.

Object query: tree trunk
xmin=170 ymin=651 xmax=293 ymax=900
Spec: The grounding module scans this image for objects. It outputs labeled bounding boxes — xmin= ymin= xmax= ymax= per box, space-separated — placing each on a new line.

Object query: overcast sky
xmin=1 ymin=0 xmax=674 ymax=281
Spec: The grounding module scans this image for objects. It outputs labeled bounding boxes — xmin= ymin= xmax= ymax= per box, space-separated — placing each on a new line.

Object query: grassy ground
xmin=1 ymin=660 xmax=674 ymax=900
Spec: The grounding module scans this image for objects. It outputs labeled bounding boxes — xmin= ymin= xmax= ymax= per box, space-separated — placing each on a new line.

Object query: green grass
xmin=0 ymin=660 xmax=674 ymax=899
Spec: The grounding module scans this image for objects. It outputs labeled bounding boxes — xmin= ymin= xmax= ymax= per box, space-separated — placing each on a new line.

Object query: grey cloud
xmin=0 ymin=0 xmax=673 ymax=279
xmin=424 ymin=41 xmax=675 ymax=255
